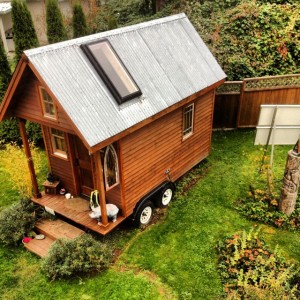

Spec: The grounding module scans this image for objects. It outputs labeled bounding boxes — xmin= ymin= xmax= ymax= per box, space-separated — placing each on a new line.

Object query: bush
xmin=0 ymin=142 xmax=43 ymax=198
xmin=0 ymin=118 xmax=42 ymax=145
xmin=237 ymin=187 xmax=300 ymax=231
xmin=41 ymin=234 xmax=113 ymax=280
xmin=217 ymin=228 xmax=300 ymax=299
xmin=0 ymin=198 xmax=36 ymax=246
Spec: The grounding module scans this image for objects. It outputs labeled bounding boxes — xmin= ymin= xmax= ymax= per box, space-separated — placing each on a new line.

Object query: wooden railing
xmin=214 ymin=74 xmax=300 ymax=129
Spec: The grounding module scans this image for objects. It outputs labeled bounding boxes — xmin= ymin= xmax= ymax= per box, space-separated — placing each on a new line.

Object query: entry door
xmin=74 ymin=137 xmax=94 ymax=196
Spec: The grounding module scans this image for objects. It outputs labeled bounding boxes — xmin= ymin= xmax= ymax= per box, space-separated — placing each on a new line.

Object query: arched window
xmin=104 ymin=145 xmax=119 ymax=190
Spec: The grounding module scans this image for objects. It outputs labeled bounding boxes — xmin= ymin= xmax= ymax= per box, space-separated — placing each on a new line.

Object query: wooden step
xmin=35 ymin=218 xmax=85 ymax=240
xmin=23 ymin=218 xmax=85 ymax=257
xmin=23 ymin=236 xmax=55 ymax=258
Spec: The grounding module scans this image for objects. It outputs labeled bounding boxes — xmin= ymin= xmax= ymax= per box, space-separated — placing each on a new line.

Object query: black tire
xmin=155 ymin=184 xmax=174 ymax=208
xmin=133 ymin=200 xmax=154 ymax=228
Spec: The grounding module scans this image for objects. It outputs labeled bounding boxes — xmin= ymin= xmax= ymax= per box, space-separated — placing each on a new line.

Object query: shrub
xmin=0 ymin=198 xmax=36 ymax=246
xmin=237 ymin=187 xmax=300 ymax=231
xmin=41 ymin=234 xmax=113 ymax=280
xmin=0 ymin=142 xmax=43 ymax=198
xmin=0 ymin=118 xmax=42 ymax=146
xmin=25 ymin=122 xmax=43 ymax=145
xmin=217 ymin=228 xmax=300 ymax=299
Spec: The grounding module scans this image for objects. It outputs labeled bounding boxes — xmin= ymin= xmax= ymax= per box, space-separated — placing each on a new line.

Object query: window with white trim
xmin=104 ymin=144 xmax=119 ymax=190
xmin=183 ymin=103 xmax=194 ymax=138
xmin=39 ymin=87 xmax=57 ymax=119
xmin=50 ymin=128 xmax=67 ymax=158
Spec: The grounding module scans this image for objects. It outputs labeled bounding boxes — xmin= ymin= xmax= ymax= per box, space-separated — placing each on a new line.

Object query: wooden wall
xmin=120 ymin=91 xmax=214 ymax=215
xmin=12 ymin=66 xmax=75 ymax=133
xmin=42 ymin=126 xmax=77 ymax=195
xmin=9 ymin=65 xmax=77 ymax=195
xmin=214 ymin=75 xmax=300 ymax=129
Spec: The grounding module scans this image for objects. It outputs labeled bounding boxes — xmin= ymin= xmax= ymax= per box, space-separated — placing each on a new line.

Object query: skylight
xmin=81 ymin=39 xmax=142 ymax=105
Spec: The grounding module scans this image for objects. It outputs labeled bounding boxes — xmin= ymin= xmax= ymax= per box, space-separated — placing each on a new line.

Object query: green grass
xmin=0 ymin=130 xmax=299 ymax=299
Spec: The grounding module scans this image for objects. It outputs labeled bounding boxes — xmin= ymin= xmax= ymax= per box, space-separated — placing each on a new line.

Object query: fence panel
xmin=237 ymin=74 xmax=300 ymax=127
xmin=214 ymin=74 xmax=300 ymax=129
xmin=214 ymin=82 xmax=242 ymax=128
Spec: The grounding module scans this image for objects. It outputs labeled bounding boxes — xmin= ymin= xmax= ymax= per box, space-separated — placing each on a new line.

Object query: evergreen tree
xmin=0 ymin=41 xmax=11 ymax=102
xmin=46 ymin=0 xmax=68 ymax=44
xmin=72 ymin=3 xmax=88 ymax=38
xmin=11 ymin=0 xmax=39 ymax=62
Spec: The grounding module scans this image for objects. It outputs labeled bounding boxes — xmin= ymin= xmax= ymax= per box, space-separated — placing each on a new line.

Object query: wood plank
xmin=23 ymin=236 xmax=55 ymax=257
xmin=31 ymin=194 xmax=125 ymax=235
xmin=35 ymin=219 xmax=84 ymax=240
xmin=121 ymin=92 xmax=214 ymax=215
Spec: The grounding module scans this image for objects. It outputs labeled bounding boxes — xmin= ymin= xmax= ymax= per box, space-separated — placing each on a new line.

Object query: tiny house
xmin=0 ymin=14 xmax=226 ymax=234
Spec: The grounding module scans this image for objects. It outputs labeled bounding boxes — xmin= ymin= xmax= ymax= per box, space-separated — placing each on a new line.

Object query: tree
xmin=0 ymin=41 xmax=11 ymax=102
xmin=46 ymin=0 xmax=68 ymax=44
xmin=72 ymin=3 xmax=88 ymax=38
xmin=11 ymin=0 xmax=39 ymax=62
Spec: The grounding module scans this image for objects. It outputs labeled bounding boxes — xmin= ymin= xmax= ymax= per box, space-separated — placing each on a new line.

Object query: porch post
xmin=18 ymin=118 xmax=41 ymax=198
xmin=93 ymin=152 xmax=108 ymax=226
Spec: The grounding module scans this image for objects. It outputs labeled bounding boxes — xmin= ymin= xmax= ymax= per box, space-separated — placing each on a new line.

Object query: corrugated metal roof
xmin=0 ymin=2 xmax=11 ymax=14
xmin=25 ymin=13 xmax=226 ymax=148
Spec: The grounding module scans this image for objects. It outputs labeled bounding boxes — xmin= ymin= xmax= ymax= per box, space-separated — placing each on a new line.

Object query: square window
xmin=39 ymin=87 xmax=57 ymax=119
xmin=183 ymin=104 xmax=194 ymax=139
xmin=50 ymin=128 xmax=67 ymax=158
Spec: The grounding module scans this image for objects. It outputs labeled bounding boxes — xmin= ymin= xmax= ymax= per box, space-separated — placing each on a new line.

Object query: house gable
xmin=5 ymin=65 xmax=74 ymax=133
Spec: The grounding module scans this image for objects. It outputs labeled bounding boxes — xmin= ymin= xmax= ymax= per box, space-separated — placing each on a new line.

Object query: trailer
xmin=0 ymin=13 xmax=226 ymax=234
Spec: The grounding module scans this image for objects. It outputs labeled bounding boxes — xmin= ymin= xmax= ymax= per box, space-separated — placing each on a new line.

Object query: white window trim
xmin=183 ymin=103 xmax=194 ymax=140
xmin=104 ymin=144 xmax=119 ymax=190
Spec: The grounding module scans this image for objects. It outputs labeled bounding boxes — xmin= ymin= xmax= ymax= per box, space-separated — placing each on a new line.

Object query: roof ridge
xmin=25 ymin=13 xmax=186 ymax=57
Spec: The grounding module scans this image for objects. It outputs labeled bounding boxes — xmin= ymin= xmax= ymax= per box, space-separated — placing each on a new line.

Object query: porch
xmin=32 ymin=193 xmax=126 ymax=235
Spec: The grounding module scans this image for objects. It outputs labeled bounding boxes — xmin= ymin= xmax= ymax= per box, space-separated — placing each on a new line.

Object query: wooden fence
xmin=214 ymin=74 xmax=300 ymax=129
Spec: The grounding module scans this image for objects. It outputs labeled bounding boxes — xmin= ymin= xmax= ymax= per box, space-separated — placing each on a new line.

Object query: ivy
xmin=183 ymin=0 xmax=300 ymax=80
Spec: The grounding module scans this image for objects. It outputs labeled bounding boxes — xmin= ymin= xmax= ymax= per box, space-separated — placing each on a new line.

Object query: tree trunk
xmin=279 ymin=150 xmax=300 ymax=216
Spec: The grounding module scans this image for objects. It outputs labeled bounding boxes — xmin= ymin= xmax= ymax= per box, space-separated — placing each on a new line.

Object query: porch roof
xmin=22 ymin=14 xmax=225 ymax=148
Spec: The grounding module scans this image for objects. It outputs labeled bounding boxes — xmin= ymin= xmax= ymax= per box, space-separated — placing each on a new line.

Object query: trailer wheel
xmin=155 ymin=185 xmax=174 ymax=208
xmin=134 ymin=201 xmax=154 ymax=227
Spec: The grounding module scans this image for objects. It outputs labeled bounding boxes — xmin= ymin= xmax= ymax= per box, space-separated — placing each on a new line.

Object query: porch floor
xmin=32 ymin=193 xmax=125 ymax=235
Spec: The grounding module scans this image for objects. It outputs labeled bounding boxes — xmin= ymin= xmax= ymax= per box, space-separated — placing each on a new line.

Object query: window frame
xmin=50 ymin=128 xmax=68 ymax=159
xmin=103 ymin=144 xmax=119 ymax=191
xmin=182 ymin=103 xmax=194 ymax=140
xmin=81 ymin=39 xmax=142 ymax=105
xmin=38 ymin=86 xmax=57 ymax=119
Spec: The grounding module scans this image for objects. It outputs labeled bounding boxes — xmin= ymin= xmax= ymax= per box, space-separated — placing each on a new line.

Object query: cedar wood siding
xmin=8 ymin=65 xmax=77 ymax=194
xmin=120 ymin=90 xmax=214 ymax=215
xmin=42 ymin=127 xmax=77 ymax=195
xmin=11 ymin=66 xmax=75 ymax=133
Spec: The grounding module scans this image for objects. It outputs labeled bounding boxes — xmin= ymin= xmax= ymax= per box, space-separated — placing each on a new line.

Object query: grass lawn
xmin=0 ymin=129 xmax=299 ymax=299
